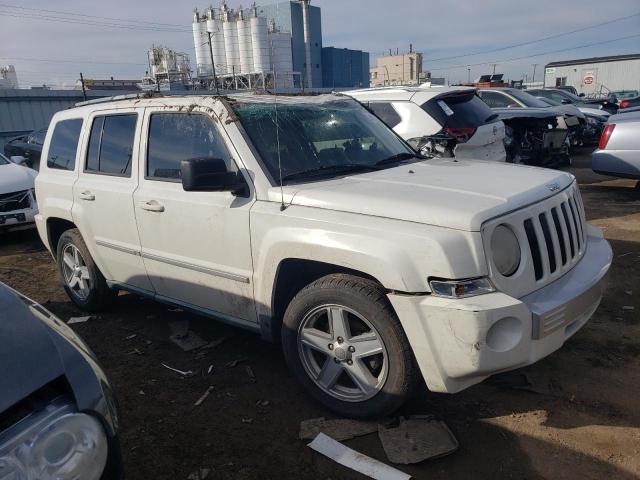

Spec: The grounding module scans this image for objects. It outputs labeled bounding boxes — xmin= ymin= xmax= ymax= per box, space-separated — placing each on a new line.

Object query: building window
xmin=555 ymin=77 xmax=567 ymax=87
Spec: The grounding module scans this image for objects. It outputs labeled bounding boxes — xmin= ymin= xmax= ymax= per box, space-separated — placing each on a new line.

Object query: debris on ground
xmin=308 ymin=433 xmax=411 ymax=480
xmin=245 ymin=365 xmax=255 ymax=381
xmin=299 ymin=417 xmax=379 ymax=441
xmin=68 ymin=315 xmax=91 ymax=324
xmin=241 ymin=418 xmax=254 ymax=424
xmin=127 ymin=348 xmax=144 ymax=356
xmin=194 ymin=386 xmax=214 ymax=406
xmin=168 ymin=320 xmax=209 ymax=352
xmin=622 ymin=306 xmax=635 ymax=311
xmin=225 ymin=358 xmax=247 ymax=368
xmin=161 ymin=363 xmax=194 ymax=377
xmin=125 ymin=333 xmax=137 ymax=340
xmin=201 ymin=336 xmax=228 ymax=350
xmin=378 ymin=416 xmax=458 ymax=465
xmin=187 ymin=468 xmax=210 ymax=480
xmin=256 ymin=399 xmax=270 ymax=407
xmin=207 ymin=365 xmax=213 ymax=374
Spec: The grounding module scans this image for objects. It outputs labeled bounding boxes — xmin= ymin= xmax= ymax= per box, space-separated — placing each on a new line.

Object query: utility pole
xmin=491 ymin=63 xmax=498 ymax=76
xmin=532 ymin=63 xmax=538 ymax=84
xmin=79 ymin=72 xmax=87 ymax=101
xmin=467 ymin=66 xmax=471 ymax=83
xmin=207 ymin=32 xmax=220 ymax=94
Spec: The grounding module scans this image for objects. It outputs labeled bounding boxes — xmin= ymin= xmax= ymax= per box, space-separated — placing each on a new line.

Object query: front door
xmin=133 ymin=107 xmax=256 ymax=323
xmin=72 ymin=108 xmax=153 ymax=292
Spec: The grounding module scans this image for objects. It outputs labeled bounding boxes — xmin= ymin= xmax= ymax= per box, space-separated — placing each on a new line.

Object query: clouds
xmin=1 ymin=0 xmax=639 ymax=87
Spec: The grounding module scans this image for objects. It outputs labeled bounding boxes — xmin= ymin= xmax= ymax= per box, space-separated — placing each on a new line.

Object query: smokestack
xmin=409 ymin=43 xmax=412 ymax=53
xmin=301 ymin=0 xmax=312 ymax=88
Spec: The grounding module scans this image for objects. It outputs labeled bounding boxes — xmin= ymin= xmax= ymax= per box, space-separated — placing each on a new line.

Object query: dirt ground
xmin=1 ymin=150 xmax=639 ymax=479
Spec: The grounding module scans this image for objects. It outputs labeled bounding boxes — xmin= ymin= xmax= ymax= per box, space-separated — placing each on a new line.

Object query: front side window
xmin=234 ymin=98 xmax=415 ymax=184
xmin=86 ymin=114 xmax=137 ymax=177
xmin=146 ymin=113 xmax=233 ymax=180
xmin=508 ymin=89 xmax=551 ymax=108
xmin=47 ymin=119 xmax=83 ymax=171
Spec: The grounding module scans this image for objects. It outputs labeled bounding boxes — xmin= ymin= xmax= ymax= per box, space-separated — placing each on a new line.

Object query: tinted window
xmin=508 ymin=89 xmax=550 ymax=108
xmin=147 ymin=113 xmax=232 ymax=180
xmin=422 ymin=93 xmax=498 ymax=128
xmin=368 ymin=102 xmax=402 ymax=128
xmin=0 ymin=154 xmax=9 ymax=165
xmin=47 ymin=119 xmax=83 ymax=171
xmin=86 ymin=114 xmax=137 ymax=176
xmin=479 ymin=91 xmax=519 ymax=108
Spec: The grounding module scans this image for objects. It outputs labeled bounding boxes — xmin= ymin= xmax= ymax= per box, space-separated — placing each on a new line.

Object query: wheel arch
xmin=46 ymin=217 xmax=77 ymax=259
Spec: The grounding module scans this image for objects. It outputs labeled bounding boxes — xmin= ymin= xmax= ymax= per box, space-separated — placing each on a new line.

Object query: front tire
xmin=56 ymin=229 xmax=116 ymax=312
xmin=281 ymin=274 xmax=416 ymax=418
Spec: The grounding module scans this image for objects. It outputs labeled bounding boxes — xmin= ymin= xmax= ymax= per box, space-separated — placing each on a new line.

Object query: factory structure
xmin=192 ymin=0 xmax=369 ymax=90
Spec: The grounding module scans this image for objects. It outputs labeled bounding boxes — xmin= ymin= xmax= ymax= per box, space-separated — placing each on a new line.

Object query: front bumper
xmin=388 ymin=225 xmax=612 ymax=393
xmin=0 ymin=206 xmax=37 ymax=233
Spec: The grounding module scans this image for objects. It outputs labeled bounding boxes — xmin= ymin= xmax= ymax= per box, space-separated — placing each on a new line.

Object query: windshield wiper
xmin=375 ymin=152 xmax=421 ymax=167
xmin=281 ymin=164 xmax=380 ymax=182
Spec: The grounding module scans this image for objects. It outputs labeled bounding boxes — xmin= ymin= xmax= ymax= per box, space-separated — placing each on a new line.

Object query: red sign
xmin=583 ymin=74 xmax=594 ymax=85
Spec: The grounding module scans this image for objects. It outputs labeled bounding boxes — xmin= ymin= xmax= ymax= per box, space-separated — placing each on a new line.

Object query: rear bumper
xmin=388 ymin=224 xmax=612 ymax=393
xmin=592 ymin=150 xmax=640 ymax=179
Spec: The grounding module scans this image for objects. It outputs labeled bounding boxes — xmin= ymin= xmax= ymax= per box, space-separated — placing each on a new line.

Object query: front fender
xmin=250 ymin=202 xmax=487 ymax=319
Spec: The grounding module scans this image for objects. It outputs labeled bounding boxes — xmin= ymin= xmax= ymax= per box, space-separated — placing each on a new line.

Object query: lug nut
xmin=337 ymin=337 xmax=344 ymax=344
xmin=347 ymin=359 xmax=353 ymax=365
xmin=328 ymin=344 xmax=334 ymax=350
xmin=348 ymin=346 xmax=355 ymax=352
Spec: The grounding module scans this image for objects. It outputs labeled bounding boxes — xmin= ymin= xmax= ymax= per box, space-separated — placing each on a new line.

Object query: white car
xmin=35 ymin=93 xmax=611 ymax=417
xmin=0 ymin=153 xmax=38 ymax=233
xmin=344 ymin=86 xmax=507 ymax=162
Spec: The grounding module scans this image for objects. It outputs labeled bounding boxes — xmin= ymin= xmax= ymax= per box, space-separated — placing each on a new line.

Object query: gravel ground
xmin=1 ymin=150 xmax=639 ymax=479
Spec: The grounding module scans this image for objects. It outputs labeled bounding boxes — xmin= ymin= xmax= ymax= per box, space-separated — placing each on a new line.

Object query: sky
xmin=1 ymin=0 xmax=639 ymax=88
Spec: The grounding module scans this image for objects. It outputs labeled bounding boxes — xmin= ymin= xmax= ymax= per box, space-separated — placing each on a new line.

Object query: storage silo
xmin=269 ymin=30 xmax=294 ymax=87
xmin=237 ymin=10 xmax=254 ymax=74
xmin=250 ymin=9 xmax=269 ymax=73
xmin=192 ymin=10 xmax=212 ymax=76
xmin=205 ymin=8 xmax=227 ymax=74
xmin=222 ymin=8 xmax=240 ymax=75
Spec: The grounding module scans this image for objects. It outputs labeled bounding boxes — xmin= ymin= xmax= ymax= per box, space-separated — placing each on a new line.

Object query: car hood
xmin=0 ymin=286 xmax=65 ymax=413
xmin=580 ymin=106 xmax=609 ymax=117
xmin=492 ymin=107 xmax=560 ymax=120
xmin=0 ymin=162 xmax=37 ymax=193
xmin=269 ymin=159 xmax=574 ymax=231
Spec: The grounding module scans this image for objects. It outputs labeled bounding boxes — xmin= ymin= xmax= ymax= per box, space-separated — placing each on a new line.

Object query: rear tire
xmin=56 ymin=229 xmax=116 ymax=312
xmin=281 ymin=274 xmax=416 ymax=418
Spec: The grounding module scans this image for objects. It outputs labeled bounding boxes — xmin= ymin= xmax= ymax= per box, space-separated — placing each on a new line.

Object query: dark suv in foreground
xmin=0 ymin=282 xmax=122 ymax=479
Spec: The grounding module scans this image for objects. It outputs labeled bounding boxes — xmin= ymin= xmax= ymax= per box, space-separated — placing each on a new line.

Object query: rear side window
xmin=146 ymin=113 xmax=233 ymax=181
xmin=478 ymin=91 xmax=520 ymax=108
xmin=47 ymin=119 xmax=83 ymax=171
xmin=86 ymin=114 xmax=137 ymax=177
xmin=422 ymin=93 xmax=498 ymax=128
xmin=368 ymin=102 xmax=402 ymax=128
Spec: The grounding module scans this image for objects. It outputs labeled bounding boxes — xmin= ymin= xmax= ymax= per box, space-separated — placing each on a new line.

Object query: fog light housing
xmin=429 ymin=277 xmax=495 ymax=298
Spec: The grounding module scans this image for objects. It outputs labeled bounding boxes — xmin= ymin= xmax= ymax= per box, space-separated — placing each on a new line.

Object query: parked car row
xmin=3 ymin=127 xmax=47 ymax=171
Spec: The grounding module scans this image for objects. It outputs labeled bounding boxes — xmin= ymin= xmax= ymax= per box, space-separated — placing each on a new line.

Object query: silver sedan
xmin=592 ymin=110 xmax=640 ymax=180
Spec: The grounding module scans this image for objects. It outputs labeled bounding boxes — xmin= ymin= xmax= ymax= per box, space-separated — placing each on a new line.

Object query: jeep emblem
xmin=547 ymin=183 xmax=561 ymax=192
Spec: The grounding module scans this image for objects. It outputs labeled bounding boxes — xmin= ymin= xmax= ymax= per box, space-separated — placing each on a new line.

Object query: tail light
xmin=598 ymin=124 xmax=615 ymax=150
xmin=445 ymin=127 xmax=476 ymax=143
xmin=620 ymin=100 xmax=630 ymax=109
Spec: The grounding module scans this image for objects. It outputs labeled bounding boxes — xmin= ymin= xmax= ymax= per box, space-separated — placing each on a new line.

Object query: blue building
xmin=322 ymin=47 xmax=370 ymax=89
xmin=257 ymin=1 xmax=323 ymax=88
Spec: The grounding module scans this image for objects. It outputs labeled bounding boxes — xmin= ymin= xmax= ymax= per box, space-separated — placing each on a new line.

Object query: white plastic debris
xmin=307 ymin=433 xmax=411 ymax=480
xmin=194 ymin=386 xmax=214 ymax=406
xmin=161 ymin=363 xmax=194 ymax=377
xmin=68 ymin=316 xmax=91 ymax=324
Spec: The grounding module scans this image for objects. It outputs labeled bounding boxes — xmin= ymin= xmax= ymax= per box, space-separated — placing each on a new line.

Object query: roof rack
xmin=74 ymin=92 xmax=160 ymax=107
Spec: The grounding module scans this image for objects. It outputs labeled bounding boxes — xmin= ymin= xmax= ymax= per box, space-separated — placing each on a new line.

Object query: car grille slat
xmin=550 ymin=207 xmax=568 ymax=266
xmin=560 ymin=202 xmax=577 ymax=258
xmin=538 ymin=212 xmax=557 ymax=274
xmin=0 ymin=189 xmax=31 ymax=213
xmin=569 ymin=194 xmax=584 ymax=249
xmin=524 ymin=218 xmax=544 ymax=280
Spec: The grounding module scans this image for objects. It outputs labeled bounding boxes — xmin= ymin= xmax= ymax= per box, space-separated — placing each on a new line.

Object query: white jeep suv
xmin=35 ymin=93 xmax=611 ymax=417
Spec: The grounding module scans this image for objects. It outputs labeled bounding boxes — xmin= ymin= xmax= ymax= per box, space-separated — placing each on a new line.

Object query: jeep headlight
xmin=0 ymin=400 xmax=107 ymax=480
xmin=491 ymin=224 xmax=521 ymax=277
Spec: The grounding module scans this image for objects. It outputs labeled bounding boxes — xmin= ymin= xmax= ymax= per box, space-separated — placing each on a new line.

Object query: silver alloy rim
xmin=297 ymin=304 xmax=389 ymax=402
xmin=61 ymin=244 xmax=91 ymax=300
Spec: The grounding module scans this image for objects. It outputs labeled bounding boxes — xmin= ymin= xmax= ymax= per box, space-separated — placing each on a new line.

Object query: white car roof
xmin=344 ymin=86 xmax=477 ymax=104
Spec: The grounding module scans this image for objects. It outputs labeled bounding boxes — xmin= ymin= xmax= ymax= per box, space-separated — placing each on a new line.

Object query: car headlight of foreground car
xmin=490 ymin=224 xmax=521 ymax=277
xmin=0 ymin=399 xmax=107 ymax=480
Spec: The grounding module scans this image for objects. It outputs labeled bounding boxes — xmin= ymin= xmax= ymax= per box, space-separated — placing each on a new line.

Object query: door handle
xmin=78 ymin=191 xmax=95 ymax=201
xmin=139 ymin=200 xmax=165 ymax=212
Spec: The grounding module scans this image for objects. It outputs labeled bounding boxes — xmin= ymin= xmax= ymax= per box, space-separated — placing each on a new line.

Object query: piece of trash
xmin=625 ymin=290 xmax=633 ymax=295
xmin=245 ymin=365 xmax=255 ymax=381
xmin=194 ymin=386 xmax=214 ymax=406
xmin=225 ymin=358 xmax=247 ymax=368
xmin=161 ymin=363 xmax=194 ymax=377
xmin=207 ymin=365 xmax=214 ymax=374
xmin=378 ymin=416 xmax=458 ymax=464
xmin=125 ymin=334 xmax=137 ymax=340
xmin=187 ymin=468 xmax=210 ymax=480
xmin=127 ymin=348 xmax=144 ymax=356
xmin=622 ymin=306 xmax=635 ymax=311
xmin=308 ymin=433 xmax=410 ymax=480
xmin=241 ymin=418 xmax=253 ymax=424
xmin=256 ymin=399 xmax=270 ymax=407
xmin=139 ymin=390 xmax=145 ymax=395
xmin=299 ymin=417 xmax=379 ymax=441
xmin=68 ymin=316 xmax=91 ymax=324
xmin=170 ymin=330 xmax=209 ymax=352
xmin=201 ymin=336 xmax=228 ymax=350
xmin=168 ymin=308 xmax=184 ymax=313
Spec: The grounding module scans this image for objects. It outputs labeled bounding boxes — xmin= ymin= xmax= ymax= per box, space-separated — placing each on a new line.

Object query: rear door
xmin=72 ymin=108 xmax=153 ymax=293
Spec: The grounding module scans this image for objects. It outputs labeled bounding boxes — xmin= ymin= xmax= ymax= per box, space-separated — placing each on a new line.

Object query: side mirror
xmin=10 ymin=156 xmax=28 ymax=167
xmin=180 ymin=157 xmax=247 ymax=195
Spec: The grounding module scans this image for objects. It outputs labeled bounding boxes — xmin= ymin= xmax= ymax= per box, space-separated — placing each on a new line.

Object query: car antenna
xmin=273 ymin=72 xmax=287 ymax=211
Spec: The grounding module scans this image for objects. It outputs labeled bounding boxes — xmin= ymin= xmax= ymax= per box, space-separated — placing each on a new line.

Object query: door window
xmin=146 ymin=113 xmax=234 ymax=181
xmin=479 ymin=91 xmax=520 ymax=108
xmin=85 ymin=114 xmax=137 ymax=177
xmin=47 ymin=119 xmax=83 ymax=171
xmin=367 ymin=102 xmax=402 ymax=128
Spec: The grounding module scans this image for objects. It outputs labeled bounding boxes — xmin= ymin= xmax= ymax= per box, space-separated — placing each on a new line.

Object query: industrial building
xmin=321 ymin=47 xmax=369 ymax=88
xmin=0 ymin=65 xmax=19 ymax=89
xmin=141 ymin=46 xmax=192 ymax=91
xmin=370 ymin=50 xmax=423 ymax=87
xmin=544 ymin=53 xmax=640 ymax=95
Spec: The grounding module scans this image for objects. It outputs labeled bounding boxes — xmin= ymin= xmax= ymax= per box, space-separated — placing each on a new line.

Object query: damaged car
xmin=0 ymin=282 xmax=122 ymax=479
xmin=345 ymin=86 xmax=506 ymax=161
xmin=3 ymin=127 xmax=47 ymax=171
xmin=0 ymin=153 xmax=38 ymax=233
xmin=35 ymin=93 xmax=611 ymax=418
